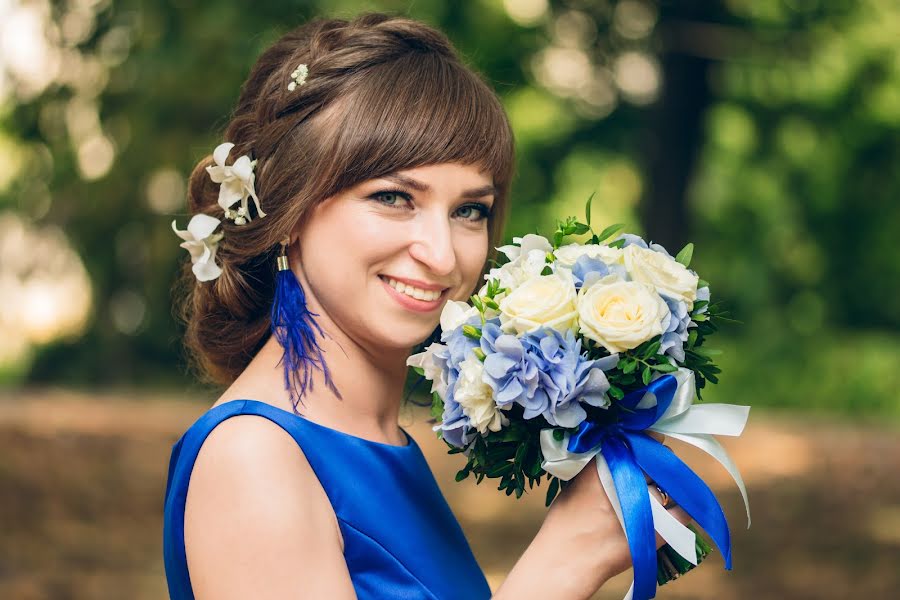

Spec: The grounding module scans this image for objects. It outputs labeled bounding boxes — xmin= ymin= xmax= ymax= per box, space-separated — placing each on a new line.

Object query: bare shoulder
xmin=184 ymin=414 xmax=356 ymax=599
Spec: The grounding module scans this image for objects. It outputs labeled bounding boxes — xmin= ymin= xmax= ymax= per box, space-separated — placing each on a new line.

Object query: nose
xmin=409 ymin=213 xmax=456 ymax=277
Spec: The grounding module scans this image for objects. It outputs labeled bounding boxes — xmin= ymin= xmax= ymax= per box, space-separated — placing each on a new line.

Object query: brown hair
xmin=172 ymin=12 xmax=516 ymax=387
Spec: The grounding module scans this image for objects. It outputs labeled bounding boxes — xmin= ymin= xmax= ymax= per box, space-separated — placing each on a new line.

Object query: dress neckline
xmin=217 ymin=398 xmax=416 ymax=450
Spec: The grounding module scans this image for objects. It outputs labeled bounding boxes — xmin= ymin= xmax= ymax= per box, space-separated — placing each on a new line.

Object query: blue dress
xmin=163 ymin=399 xmax=492 ymax=600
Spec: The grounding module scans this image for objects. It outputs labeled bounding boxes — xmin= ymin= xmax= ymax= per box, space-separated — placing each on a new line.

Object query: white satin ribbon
xmin=539 ymin=367 xmax=751 ymax=598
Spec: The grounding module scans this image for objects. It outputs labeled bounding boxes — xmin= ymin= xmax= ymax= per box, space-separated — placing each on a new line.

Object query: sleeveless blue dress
xmin=163 ymin=399 xmax=492 ymax=600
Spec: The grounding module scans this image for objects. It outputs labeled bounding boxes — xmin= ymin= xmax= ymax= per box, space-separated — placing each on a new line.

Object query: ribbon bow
xmin=540 ymin=367 xmax=750 ymax=600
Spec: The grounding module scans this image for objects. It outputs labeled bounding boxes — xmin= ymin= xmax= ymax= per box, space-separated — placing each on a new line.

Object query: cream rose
xmin=455 ymin=355 xmax=507 ymax=434
xmin=553 ymin=243 xmax=624 ymax=268
xmin=577 ymin=275 xmax=669 ymax=353
xmin=498 ymin=269 xmax=578 ymax=336
xmin=624 ymin=244 xmax=699 ymax=308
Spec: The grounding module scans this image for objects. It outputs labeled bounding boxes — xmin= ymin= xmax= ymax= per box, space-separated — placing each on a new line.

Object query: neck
xmin=249 ymin=324 xmax=412 ymax=446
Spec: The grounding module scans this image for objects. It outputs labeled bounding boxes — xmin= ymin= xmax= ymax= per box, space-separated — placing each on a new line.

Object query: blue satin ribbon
xmin=567 ymin=374 xmax=733 ymax=600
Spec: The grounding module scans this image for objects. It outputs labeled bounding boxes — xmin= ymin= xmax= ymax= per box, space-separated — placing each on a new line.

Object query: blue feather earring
xmin=270 ymin=239 xmax=342 ymax=412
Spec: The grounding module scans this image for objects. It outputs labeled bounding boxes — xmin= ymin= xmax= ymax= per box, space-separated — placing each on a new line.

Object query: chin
xmin=376 ymin=320 xmax=441 ymax=350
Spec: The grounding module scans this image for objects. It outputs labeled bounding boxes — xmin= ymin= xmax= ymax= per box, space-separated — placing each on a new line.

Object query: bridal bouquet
xmin=407 ymin=199 xmax=751 ymax=599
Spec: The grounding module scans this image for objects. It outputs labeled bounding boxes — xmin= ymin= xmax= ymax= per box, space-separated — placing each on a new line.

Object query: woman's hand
xmin=493 ymin=433 xmax=693 ymax=600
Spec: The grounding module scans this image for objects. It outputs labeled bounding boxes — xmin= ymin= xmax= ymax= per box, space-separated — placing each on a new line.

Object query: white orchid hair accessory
xmin=171 ymin=214 xmax=225 ymax=282
xmin=205 ymin=142 xmax=266 ymax=226
xmin=173 ymin=141 xmax=270 ymax=282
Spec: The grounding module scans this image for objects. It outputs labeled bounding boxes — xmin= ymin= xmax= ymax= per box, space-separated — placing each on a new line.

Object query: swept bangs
xmin=310 ymin=50 xmax=515 ymax=249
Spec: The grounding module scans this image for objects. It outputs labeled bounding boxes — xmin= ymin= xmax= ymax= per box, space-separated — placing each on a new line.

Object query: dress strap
xmin=162 ymin=399 xmax=308 ymax=600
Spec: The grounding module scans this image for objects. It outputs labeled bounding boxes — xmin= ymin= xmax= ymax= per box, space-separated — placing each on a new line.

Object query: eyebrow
xmin=381 ymin=173 xmax=497 ymax=200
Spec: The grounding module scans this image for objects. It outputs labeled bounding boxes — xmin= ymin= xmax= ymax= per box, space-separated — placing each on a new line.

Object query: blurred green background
xmin=1 ymin=0 xmax=898 ymax=598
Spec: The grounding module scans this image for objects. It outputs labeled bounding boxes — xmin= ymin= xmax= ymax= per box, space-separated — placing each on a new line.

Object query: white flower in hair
xmin=205 ymin=142 xmax=267 ymax=225
xmin=171 ymin=213 xmax=225 ymax=281
xmin=288 ymin=63 xmax=308 ymax=91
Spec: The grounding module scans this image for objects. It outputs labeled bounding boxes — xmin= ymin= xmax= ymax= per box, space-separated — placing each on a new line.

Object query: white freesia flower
xmin=406 ymin=342 xmax=448 ymax=399
xmin=205 ymin=142 xmax=267 ymax=224
xmin=499 ymin=268 xmax=579 ymax=336
xmin=624 ymin=244 xmax=699 ymax=309
xmin=577 ymin=274 xmax=670 ymax=353
xmin=171 ymin=214 xmax=225 ymax=282
xmin=488 ymin=249 xmax=546 ymax=294
xmin=455 ymin=355 xmax=507 ymax=434
xmin=554 ymin=242 xmax=624 ymax=268
xmin=440 ymin=300 xmax=481 ymax=333
xmin=495 ymin=233 xmax=553 ymax=261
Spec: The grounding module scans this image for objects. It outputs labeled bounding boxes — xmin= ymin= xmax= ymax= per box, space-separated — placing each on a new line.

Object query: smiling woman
xmin=172 ymin=13 xmax=515 ymax=389
xmin=163 ymin=11 xmax=659 ymax=600
xmin=164 ymin=12 xmax=517 ymax=600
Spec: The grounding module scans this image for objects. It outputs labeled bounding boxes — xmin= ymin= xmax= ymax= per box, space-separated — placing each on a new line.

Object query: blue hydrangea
xmin=480 ymin=323 xmax=618 ymax=428
xmin=432 ymin=314 xmax=485 ymax=447
xmin=613 ymin=232 xmax=672 ymax=256
xmin=570 ymin=254 xmax=628 ymax=288
xmin=659 ymin=294 xmax=690 ymax=362
xmin=571 ymin=255 xmax=609 ymax=289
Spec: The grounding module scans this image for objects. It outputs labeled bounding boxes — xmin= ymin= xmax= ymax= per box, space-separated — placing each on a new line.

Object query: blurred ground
xmin=0 ymin=387 xmax=898 ymax=599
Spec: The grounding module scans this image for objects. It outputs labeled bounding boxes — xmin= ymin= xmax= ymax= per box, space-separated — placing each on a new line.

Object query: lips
xmin=381 ymin=274 xmax=449 ymax=291
xmin=379 ymin=275 xmax=449 ymax=312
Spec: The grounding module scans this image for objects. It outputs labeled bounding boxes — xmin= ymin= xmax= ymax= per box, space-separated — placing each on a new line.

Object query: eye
xmin=455 ymin=203 xmax=492 ymax=222
xmin=369 ymin=189 xmax=413 ymax=209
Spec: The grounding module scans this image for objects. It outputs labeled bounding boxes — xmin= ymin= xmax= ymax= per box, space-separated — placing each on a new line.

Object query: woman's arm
xmin=183 ymin=415 xmax=357 ymax=599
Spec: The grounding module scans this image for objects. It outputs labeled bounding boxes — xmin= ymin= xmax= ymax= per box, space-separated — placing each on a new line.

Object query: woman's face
xmin=294 ymin=162 xmax=496 ymax=352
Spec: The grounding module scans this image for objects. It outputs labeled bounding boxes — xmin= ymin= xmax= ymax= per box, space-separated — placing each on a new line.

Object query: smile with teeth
xmin=383 ymin=276 xmax=445 ymax=302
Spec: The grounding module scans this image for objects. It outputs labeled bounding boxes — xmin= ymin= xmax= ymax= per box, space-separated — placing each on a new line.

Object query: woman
xmin=163 ymin=12 xmax=691 ymax=599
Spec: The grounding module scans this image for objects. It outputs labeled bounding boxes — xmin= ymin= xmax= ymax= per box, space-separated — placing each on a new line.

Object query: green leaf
xmin=545 ymin=476 xmax=560 ymax=506
xmin=652 ymin=362 xmax=678 ymax=373
xmin=608 ymin=238 xmax=626 ymax=249
xmin=585 ymin=192 xmax=595 ymax=226
xmin=641 ymin=366 xmax=652 ymax=385
xmin=621 ymin=359 xmax=637 ymax=374
xmin=675 ymin=243 xmax=694 ymax=267
xmin=514 ymin=443 xmax=528 ymax=467
xmin=644 ymin=339 xmax=661 ymax=357
xmin=411 ymin=366 xmax=425 ymax=376
xmin=455 ymin=469 xmax=470 ymax=482
xmin=573 ymin=222 xmax=591 ymax=235
xmin=595 ymin=223 xmax=626 ymax=243
xmin=608 ymin=385 xmax=624 ymax=400
xmin=552 ymin=428 xmax=565 ymax=441
xmin=541 ymin=265 xmax=553 ymax=276
xmin=430 ymin=392 xmax=444 ymax=420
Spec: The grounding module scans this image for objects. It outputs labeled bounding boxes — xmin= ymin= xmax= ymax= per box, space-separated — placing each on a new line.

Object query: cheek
xmin=455 ymin=229 xmax=490 ymax=297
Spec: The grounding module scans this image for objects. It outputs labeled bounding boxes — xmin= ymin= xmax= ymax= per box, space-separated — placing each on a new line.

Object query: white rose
xmin=577 ymin=275 xmax=670 ymax=353
xmin=554 ymin=243 xmax=624 ymax=268
xmin=455 ymin=355 xmax=507 ymax=434
xmin=624 ymin=244 xmax=699 ymax=309
xmin=498 ymin=269 xmax=578 ymax=336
